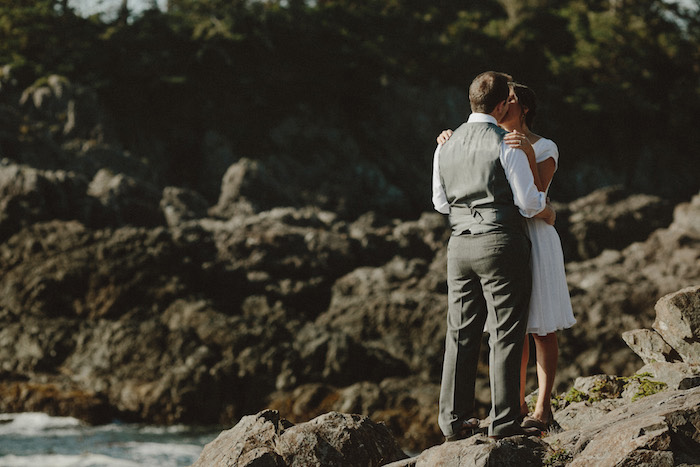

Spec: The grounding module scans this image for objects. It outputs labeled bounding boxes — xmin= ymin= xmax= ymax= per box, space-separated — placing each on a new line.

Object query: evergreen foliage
xmin=1 ymin=0 xmax=698 ymax=216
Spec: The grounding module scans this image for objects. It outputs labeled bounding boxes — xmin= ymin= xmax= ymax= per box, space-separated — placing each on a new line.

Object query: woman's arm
xmin=504 ymin=131 xmax=543 ymax=190
xmin=536 ymin=158 xmax=556 ymax=192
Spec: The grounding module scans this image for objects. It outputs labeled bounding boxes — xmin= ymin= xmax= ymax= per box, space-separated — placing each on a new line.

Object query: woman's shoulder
xmin=533 ymin=136 xmax=559 ymax=163
xmin=533 ymin=136 xmax=558 ymax=150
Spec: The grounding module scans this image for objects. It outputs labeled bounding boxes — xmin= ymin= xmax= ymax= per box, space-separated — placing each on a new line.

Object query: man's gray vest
xmin=439 ymin=121 xmax=524 ymax=235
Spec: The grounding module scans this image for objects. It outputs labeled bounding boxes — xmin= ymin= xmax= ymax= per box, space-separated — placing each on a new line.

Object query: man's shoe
xmin=488 ymin=426 xmax=541 ymax=440
xmin=444 ymin=417 xmax=480 ymax=442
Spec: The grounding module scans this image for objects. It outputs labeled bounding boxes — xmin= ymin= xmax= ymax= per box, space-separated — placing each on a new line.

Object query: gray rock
xmin=562 ymin=192 xmax=700 ymax=383
xmin=0 ymin=163 xmax=94 ymax=241
xmin=653 ymin=285 xmax=700 ymax=364
xmin=546 ymin=386 xmax=700 ymax=466
xmin=88 ymin=169 xmax=165 ymax=227
xmin=192 ymin=410 xmax=408 ymax=467
xmin=191 ymin=409 xmax=286 ymax=467
xmin=384 ymin=433 xmax=548 ymax=467
xmin=160 ymin=186 xmax=209 ymax=227
xmin=267 ymin=377 xmax=444 ymax=454
xmin=573 ymin=374 xmax=627 ymax=400
xmin=636 ymin=361 xmax=700 ymax=391
xmin=210 ymin=158 xmax=294 ymax=217
xmin=554 ymin=399 xmax=626 ymax=432
xmin=622 ymin=328 xmax=678 ymax=364
xmin=670 ymin=192 xmax=700 ymax=235
xmin=559 ymin=186 xmax=674 ymax=261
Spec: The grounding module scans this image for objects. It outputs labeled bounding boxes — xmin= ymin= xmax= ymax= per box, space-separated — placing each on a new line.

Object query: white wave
xmin=124 ymin=441 xmax=204 ymax=464
xmin=0 ymin=453 xmax=140 ymax=467
xmin=0 ymin=413 xmax=83 ymax=436
xmin=0 ymin=413 xmax=215 ymax=466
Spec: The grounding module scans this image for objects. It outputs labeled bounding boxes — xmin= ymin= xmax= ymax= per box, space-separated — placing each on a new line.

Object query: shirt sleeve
xmin=501 ymin=142 xmax=546 ymax=218
xmin=431 ymin=145 xmax=450 ymax=214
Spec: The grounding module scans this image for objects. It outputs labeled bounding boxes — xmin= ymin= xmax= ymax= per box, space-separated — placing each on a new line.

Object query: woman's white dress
xmin=524 ymin=138 xmax=576 ymax=336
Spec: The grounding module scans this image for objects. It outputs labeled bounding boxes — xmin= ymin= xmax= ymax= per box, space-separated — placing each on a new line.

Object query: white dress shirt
xmin=431 ymin=113 xmax=546 ymax=218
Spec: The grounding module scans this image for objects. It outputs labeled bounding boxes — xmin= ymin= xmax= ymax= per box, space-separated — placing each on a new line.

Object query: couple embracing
xmin=432 ymin=71 xmax=575 ymax=441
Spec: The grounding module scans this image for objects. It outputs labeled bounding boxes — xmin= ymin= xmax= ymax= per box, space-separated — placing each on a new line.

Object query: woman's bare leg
xmin=520 ymin=335 xmax=530 ymax=416
xmin=532 ymin=332 xmax=558 ymax=422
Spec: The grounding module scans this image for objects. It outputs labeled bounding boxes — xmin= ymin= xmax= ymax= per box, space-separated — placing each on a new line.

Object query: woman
xmin=436 ymin=82 xmax=575 ymax=430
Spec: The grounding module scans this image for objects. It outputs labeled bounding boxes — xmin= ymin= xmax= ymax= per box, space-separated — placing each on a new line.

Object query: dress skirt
xmin=524 ymin=217 xmax=576 ymax=336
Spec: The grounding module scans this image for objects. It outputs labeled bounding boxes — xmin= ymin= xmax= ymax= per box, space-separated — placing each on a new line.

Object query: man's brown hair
xmin=469 ymin=71 xmax=513 ymax=114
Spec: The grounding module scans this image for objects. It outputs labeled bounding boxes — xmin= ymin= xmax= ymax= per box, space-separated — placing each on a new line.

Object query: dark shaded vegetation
xmin=1 ymin=0 xmax=698 ymax=218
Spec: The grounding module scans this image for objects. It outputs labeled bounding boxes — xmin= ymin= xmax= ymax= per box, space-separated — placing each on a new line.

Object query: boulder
xmin=160 ymin=186 xmax=209 ymax=227
xmin=385 ymin=434 xmax=548 ymax=467
xmin=204 ymin=207 xmax=359 ymax=316
xmin=0 ymin=380 xmax=113 ymax=425
xmin=88 ymin=169 xmax=165 ymax=227
xmin=279 ymin=323 xmax=410 ymax=389
xmin=191 ymin=409 xmax=287 ymax=467
xmin=670 ymin=192 xmax=700 ymax=235
xmin=561 ymin=193 xmax=700 ymax=382
xmin=652 ymin=285 xmax=700 ymax=364
xmin=621 ymin=328 xmax=679 ymax=365
xmin=0 ymin=163 xmax=95 ymax=241
xmin=267 ymin=377 xmax=444 ymax=454
xmin=636 ymin=362 xmax=700 ymax=391
xmin=546 ymin=386 xmax=700 ymax=467
xmin=210 ymin=158 xmax=295 ymax=217
xmin=192 ymin=410 xmax=408 ymax=467
xmin=558 ymin=186 xmax=674 ymax=261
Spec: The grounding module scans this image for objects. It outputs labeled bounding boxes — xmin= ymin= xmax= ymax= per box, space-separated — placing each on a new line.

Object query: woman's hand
xmin=505 ymin=130 xmax=544 ymax=189
xmin=504 ymin=131 xmax=534 ymax=158
xmin=436 ymin=129 xmax=453 ymax=145
xmin=536 ymin=203 xmax=556 ymax=226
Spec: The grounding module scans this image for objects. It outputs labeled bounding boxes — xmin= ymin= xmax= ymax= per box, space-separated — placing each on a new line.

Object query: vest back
xmin=438 ymin=122 xmax=524 ymax=235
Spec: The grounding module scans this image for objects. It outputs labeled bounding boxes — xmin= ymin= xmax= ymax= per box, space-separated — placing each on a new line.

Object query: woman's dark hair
xmin=512 ymin=83 xmax=537 ymax=129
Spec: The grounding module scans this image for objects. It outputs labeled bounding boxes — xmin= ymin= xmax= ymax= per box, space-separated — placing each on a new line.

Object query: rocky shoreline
xmin=195 ymin=285 xmax=700 ymax=466
xmin=1 ymin=73 xmax=699 ymax=459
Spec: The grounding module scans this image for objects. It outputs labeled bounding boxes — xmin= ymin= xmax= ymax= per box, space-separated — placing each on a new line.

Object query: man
xmin=432 ymin=71 xmax=555 ymax=441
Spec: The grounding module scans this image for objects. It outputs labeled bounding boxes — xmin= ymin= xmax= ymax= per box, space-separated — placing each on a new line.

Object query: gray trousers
xmin=438 ymin=231 xmax=532 ymax=437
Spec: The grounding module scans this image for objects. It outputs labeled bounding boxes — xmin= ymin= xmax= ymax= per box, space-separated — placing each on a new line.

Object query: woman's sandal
xmin=521 ymin=415 xmax=551 ymax=431
xmin=445 ymin=417 xmax=481 ymax=442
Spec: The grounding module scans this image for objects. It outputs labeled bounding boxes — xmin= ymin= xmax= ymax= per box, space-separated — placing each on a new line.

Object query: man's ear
xmin=496 ymin=100 xmax=506 ymax=114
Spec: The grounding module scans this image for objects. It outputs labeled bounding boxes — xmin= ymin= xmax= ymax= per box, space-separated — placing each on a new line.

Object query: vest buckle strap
xmin=470 ymin=206 xmax=484 ymax=223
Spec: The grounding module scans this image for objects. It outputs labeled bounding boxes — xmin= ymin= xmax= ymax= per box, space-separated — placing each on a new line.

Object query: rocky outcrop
xmin=652 ymin=285 xmax=700 ymax=364
xmin=622 ymin=286 xmax=700 ymax=367
xmin=195 ymin=386 xmax=700 ymax=466
xmin=192 ymin=410 xmax=408 ymax=467
xmin=544 ymin=385 xmax=700 ymax=467
xmin=0 ymin=162 xmax=95 ymax=241
xmin=386 ymin=434 xmax=549 ymax=467
xmin=1 ymin=74 xmax=700 ymax=457
xmin=555 ymin=185 xmax=674 ymax=261
xmin=557 ymin=192 xmax=700 ymax=385
xmin=195 ymin=285 xmax=700 ymax=466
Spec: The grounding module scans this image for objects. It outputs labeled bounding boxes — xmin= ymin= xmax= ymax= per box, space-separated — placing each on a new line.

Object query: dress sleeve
xmin=535 ymin=139 xmax=559 ymax=170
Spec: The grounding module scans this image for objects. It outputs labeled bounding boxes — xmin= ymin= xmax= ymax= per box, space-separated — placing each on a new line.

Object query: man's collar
xmin=467 ymin=113 xmax=498 ymax=125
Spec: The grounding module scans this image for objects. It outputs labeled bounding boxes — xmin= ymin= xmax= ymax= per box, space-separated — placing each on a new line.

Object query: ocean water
xmin=0 ymin=413 xmax=222 ymax=467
